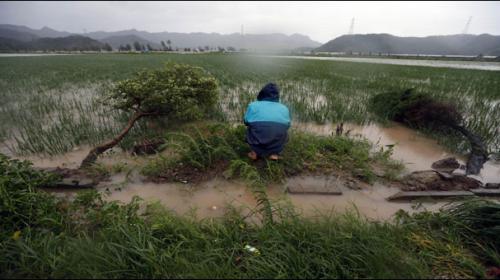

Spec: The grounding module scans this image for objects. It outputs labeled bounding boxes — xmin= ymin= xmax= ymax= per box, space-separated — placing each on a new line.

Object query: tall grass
xmin=1 ymin=53 xmax=499 ymax=156
xmin=0 ymin=154 xmax=497 ymax=278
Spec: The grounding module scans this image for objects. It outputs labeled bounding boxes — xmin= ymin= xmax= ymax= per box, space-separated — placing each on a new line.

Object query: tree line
xmin=117 ymin=40 xmax=239 ymax=53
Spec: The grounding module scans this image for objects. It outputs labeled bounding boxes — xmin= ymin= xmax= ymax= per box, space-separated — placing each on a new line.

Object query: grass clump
xmin=0 ymin=154 xmax=62 ymax=234
xmin=142 ymin=122 xmax=400 ymax=184
xmin=1 ymin=156 xmax=498 ymax=278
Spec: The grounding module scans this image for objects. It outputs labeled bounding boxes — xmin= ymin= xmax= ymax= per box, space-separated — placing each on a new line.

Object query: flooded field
xmin=260 ymin=55 xmax=500 ymax=71
xmin=295 ymin=122 xmax=500 ymax=184
xmin=2 ymin=53 xmax=499 ymax=221
xmin=29 ymin=121 xmax=500 ymax=222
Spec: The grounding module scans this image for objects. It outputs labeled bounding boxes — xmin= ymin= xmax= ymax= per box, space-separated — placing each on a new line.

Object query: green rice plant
xmin=1 ymin=53 xmax=499 ymax=156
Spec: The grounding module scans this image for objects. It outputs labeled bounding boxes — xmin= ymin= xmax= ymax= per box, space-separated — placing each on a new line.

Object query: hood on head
xmin=257 ymin=83 xmax=280 ymax=102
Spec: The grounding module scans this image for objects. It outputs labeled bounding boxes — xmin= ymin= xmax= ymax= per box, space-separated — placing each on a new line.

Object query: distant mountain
xmin=315 ymin=34 xmax=500 ymax=56
xmin=0 ymin=24 xmax=321 ymax=51
xmin=85 ymin=29 xmax=322 ymax=51
xmin=0 ymin=35 xmax=104 ymax=51
xmin=0 ymin=27 xmax=39 ymax=42
xmin=100 ymin=34 xmax=160 ymax=49
xmin=0 ymin=24 xmax=72 ymax=39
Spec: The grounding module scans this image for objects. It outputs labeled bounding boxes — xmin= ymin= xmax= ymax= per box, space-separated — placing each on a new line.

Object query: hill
xmin=0 ymin=35 xmax=104 ymax=51
xmin=0 ymin=24 xmax=72 ymax=39
xmin=84 ymin=29 xmax=322 ymax=51
xmin=100 ymin=34 xmax=160 ymax=50
xmin=315 ymin=34 xmax=500 ymax=56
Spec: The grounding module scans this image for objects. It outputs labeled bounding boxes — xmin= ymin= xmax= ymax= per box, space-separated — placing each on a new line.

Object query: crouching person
xmin=244 ymin=83 xmax=291 ymax=160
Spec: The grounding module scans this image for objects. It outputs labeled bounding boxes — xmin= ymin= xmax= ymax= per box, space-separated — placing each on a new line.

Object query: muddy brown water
xmin=294 ymin=122 xmax=500 ymax=184
xmin=15 ymin=122 xmax=500 ymax=221
xmin=94 ymin=175 xmax=447 ymax=221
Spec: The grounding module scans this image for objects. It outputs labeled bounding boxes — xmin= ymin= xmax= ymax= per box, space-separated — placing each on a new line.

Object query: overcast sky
xmin=1 ymin=1 xmax=499 ymax=43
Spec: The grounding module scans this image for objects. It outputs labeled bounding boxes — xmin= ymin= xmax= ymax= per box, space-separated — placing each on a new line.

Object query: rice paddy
xmin=1 ymin=53 xmax=500 ymax=278
xmin=1 ymin=53 xmax=499 ymax=157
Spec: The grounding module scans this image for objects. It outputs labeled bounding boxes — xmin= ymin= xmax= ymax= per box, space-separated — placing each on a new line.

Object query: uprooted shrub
xmin=370 ymin=89 xmax=489 ymax=175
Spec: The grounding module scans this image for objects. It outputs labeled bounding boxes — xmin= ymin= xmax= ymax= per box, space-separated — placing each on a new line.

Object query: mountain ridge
xmin=315 ymin=33 xmax=500 ymax=56
xmin=0 ymin=24 xmax=321 ymax=50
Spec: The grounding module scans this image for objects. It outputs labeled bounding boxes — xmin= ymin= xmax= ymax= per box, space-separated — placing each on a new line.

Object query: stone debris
xmin=400 ymin=170 xmax=482 ymax=191
xmin=431 ymin=157 xmax=460 ymax=173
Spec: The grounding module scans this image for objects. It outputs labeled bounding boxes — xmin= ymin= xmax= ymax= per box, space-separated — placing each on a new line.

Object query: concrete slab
xmin=388 ymin=190 xmax=474 ymax=201
xmin=470 ymin=188 xmax=500 ymax=196
xmin=52 ymin=178 xmax=96 ymax=189
xmin=286 ymin=176 xmax=343 ymax=195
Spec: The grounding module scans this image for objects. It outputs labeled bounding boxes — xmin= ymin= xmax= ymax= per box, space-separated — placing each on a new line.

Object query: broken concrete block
xmin=388 ymin=190 xmax=474 ymax=201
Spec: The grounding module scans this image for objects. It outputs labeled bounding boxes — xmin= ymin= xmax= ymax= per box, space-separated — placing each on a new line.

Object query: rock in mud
xmin=400 ymin=170 xmax=482 ymax=191
xmin=344 ymin=179 xmax=362 ymax=190
xmin=431 ymin=157 xmax=460 ymax=173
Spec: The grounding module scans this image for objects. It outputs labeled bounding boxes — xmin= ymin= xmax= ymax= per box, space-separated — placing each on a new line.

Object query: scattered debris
xmin=399 ymin=170 xmax=482 ymax=191
xmin=244 ymin=245 xmax=261 ymax=256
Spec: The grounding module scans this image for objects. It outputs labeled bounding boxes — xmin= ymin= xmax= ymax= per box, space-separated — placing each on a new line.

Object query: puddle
xmin=101 ymin=177 xmax=258 ymax=219
xmin=91 ymin=175 xmax=448 ymax=221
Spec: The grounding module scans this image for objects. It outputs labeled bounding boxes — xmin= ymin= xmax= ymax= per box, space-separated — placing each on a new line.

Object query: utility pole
xmin=348 ymin=18 xmax=355 ymax=35
xmin=462 ymin=16 xmax=472 ymax=34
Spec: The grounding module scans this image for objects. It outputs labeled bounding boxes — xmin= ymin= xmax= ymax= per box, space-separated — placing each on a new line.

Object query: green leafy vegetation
xmin=79 ymin=62 xmax=218 ymax=167
xmin=0 ymin=154 xmax=498 ymax=278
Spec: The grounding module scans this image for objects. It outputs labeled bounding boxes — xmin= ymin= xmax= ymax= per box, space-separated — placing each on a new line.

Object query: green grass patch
xmin=0 ymin=154 xmax=498 ymax=278
xmin=141 ymin=122 xmax=402 ymax=184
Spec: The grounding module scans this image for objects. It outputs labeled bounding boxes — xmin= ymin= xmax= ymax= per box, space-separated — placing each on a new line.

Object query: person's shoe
xmin=248 ymin=151 xmax=258 ymax=160
xmin=269 ymin=154 xmax=279 ymax=161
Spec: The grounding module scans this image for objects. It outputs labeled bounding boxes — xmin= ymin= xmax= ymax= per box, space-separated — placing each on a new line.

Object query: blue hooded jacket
xmin=244 ymin=83 xmax=291 ymax=156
